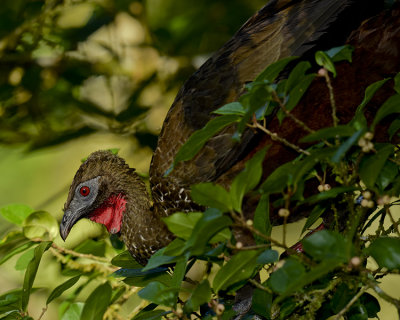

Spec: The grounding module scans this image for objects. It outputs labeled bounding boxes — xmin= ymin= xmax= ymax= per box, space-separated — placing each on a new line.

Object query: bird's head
xmin=60 ymin=150 xmax=137 ymax=241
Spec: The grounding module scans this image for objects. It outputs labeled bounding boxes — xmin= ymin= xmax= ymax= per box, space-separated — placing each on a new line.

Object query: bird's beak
xmin=60 ymin=208 xmax=81 ymax=241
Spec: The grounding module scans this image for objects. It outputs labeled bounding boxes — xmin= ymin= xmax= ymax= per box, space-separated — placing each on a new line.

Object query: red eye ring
xmin=80 ymin=186 xmax=90 ymax=197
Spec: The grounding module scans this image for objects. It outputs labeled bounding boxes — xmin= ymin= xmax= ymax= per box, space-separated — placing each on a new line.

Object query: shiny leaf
xmin=213 ymin=102 xmax=245 ymax=115
xmin=138 ymin=281 xmax=178 ymax=307
xmin=253 ymin=194 xmax=271 ymax=244
xmin=80 ymin=282 xmax=112 ymax=320
xmin=21 ymin=241 xmax=52 ymax=311
xmin=256 ymin=249 xmax=279 ymax=265
xmin=302 ymin=230 xmax=350 ymax=262
xmin=368 ymin=237 xmax=400 ymax=269
xmin=268 ymin=258 xmax=305 ymax=294
xmin=230 ymin=147 xmax=267 ymax=212
xmin=359 ymin=144 xmax=394 ymax=188
xmin=172 ymin=115 xmax=240 ymax=168
xmin=372 ymin=94 xmax=400 ymax=130
xmin=191 ymin=183 xmax=232 ymax=212
xmin=213 ymin=250 xmax=259 ymax=292
xmin=315 ymin=51 xmax=336 ymax=77
xmin=47 ymin=275 xmax=81 ymax=305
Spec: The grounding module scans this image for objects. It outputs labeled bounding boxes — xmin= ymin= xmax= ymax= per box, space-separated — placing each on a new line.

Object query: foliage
xmin=0 ymin=44 xmax=399 ymax=320
xmin=0 ymin=2 xmax=400 ymax=320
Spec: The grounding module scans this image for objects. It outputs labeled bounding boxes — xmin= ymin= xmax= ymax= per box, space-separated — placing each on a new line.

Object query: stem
xmin=387 ymin=207 xmax=400 ymax=236
xmin=37 ymin=307 xmax=47 ymax=320
xmin=367 ymin=280 xmax=400 ymax=317
xmin=251 ymin=122 xmax=310 ymax=156
xmin=333 ymin=285 xmax=368 ymax=320
xmin=323 ymin=72 xmax=339 ymax=127
xmin=51 ymin=242 xmax=109 ymax=263
xmin=249 ymin=279 xmax=273 ymax=294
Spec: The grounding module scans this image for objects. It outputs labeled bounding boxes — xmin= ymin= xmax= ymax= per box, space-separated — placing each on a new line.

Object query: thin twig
xmin=249 ymin=279 xmax=273 ymax=294
xmin=272 ymin=91 xmax=317 ymax=135
xmin=51 ymin=242 xmax=109 ymax=263
xmin=37 ymin=307 xmax=47 ymax=320
xmin=367 ymin=280 xmax=400 ymax=317
xmin=386 ymin=207 xmax=400 ymax=236
xmin=251 ymin=122 xmax=310 ymax=156
xmin=323 ymin=72 xmax=339 ymax=127
xmin=333 ymin=285 xmax=368 ymax=320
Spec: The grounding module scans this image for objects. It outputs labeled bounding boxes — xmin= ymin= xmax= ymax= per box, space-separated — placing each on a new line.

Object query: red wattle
xmin=89 ymin=194 xmax=126 ymax=234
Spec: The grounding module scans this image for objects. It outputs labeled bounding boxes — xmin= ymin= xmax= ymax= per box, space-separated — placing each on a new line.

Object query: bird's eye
xmin=80 ymin=186 xmax=90 ymax=197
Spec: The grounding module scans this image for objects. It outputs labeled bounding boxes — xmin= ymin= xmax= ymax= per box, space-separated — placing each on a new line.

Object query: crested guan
xmin=60 ymin=0 xmax=400 ymax=265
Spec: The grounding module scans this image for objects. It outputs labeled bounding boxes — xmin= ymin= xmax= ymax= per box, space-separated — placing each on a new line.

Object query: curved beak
xmin=60 ymin=208 xmax=83 ymax=241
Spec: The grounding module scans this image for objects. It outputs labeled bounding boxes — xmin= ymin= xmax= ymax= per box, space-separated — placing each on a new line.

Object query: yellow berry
xmin=278 ymin=208 xmax=290 ymax=218
xmin=318 ymin=185 xmax=324 ymax=192
xmin=323 ymin=184 xmax=331 ymax=191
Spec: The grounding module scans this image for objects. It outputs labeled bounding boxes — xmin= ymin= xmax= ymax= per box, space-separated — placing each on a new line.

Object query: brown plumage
xmin=60 ymin=0 xmax=400 ymax=265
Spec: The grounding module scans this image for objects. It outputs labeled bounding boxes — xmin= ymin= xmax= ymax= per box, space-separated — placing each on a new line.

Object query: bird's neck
xmin=119 ymin=171 xmax=174 ymax=265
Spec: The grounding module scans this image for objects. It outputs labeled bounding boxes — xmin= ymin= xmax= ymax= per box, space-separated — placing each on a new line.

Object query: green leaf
xmin=359 ymin=144 xmax=394 ymax=188
xmin=301 ymin=205 xmax=325 ymax=234
xmin=267 ymin=258 xmax=305 ymax=294
xmin=213 ymin=250 xmax=259 ymax=292
xmin=360 ymin=293 xmax=380 ymax=318
xmin=325 ymin=45 xmax=354 ymax=62
xmin=394 ymin=72 xmax=400 ymax=93
xmin=0 ymin=233 xmax=34 ymax=266
xmin=315 ymin=51 xmax=336 ymax=77
xmin=256 ymin=249 xmax=279 ymax=265
xmin=276 ymin=259 xmax=343 ymax=302
xmin=163 ymin=212 xmax=230 ymax=243
xmin=213 ymin=102 xmax=245 ymax=115
xmin=191 ymin=183 xmax=232 ymax=212
xmin=355 ymin=79 xmax=388 ymax=115
xmin=171 ymin=256 xmax=188 ymax=290
xmin=230 ymin=147 xmax=267 ymax=212
xmin=255 ymin=56 xmax=298 ymax=83
xmin=252 ymin=288 xmax=272 ymax=318
xmin=253 ymin=194 xmax=271 ymax=244
xmin=284 ymin=74 xmax=315 ymax=111
xmin=184 ymin=280 xmax=211 ymax=313
xmin=142 ymin=244 xmax=180 ymax=272
xmin=47 ymin=275 xmax=81 ymax=305
xmin=80 ymin=282 xmax=112 ymax=320
xmin=15 ymin=248 xmax=35 ymax=271
xmin=285 ymin=61 xmax=312 ymax=93
xmin=111 ymin=251 xmax=144 ymax=269
xmin=23 ymin=211 xmax=58 ymax=241
xmin=331 ymin=129 xmax=364 ymax=163
xmin=132 ymin=310 xmax=169 ymax=320
xmin=172 ymin=115 xmax=240 ymax=168
xmin=183 ymin=209 xmax=232 ymax=256
xmin=305 ymin=186 xmax=357 ymax=204
xmin=302 ymin=230 xmax=350 ymax=262
xmin=301 ymin=125 xmax=356 ymax=142
xmin=376 ymin=160 xmax=398 ymax=191
xmin=123 ymin=269 xmax=172 ymax=288
xmin=368 ymin=237 xmax=400 ymax=269
xmin=138 ymin=281 xmax=179 ymax=307
xmin=388 ymin=118 xmax=400 ymax=139
xmin=0 ymin=204 xmax=34 ymax=226
xmin=21 ymin=241 xmax=52 ymax=311
xmin=372 ymin=94 xmax=400 ymax=130
xmin=61 ymin=302 xmax=84 ymax=320
xmin=163 ymin=212 xmax=202 ymax=239
xmin=260 ymin=162 xmax=294 ymax=194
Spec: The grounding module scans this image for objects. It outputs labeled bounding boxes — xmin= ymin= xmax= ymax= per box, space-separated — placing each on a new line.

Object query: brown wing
xmin=149 ymin=0 xmax=385 ymax=213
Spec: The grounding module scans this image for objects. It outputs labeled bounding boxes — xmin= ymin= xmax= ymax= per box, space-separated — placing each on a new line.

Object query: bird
xmin=60 ymin=0 xmax=400 ymax=266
